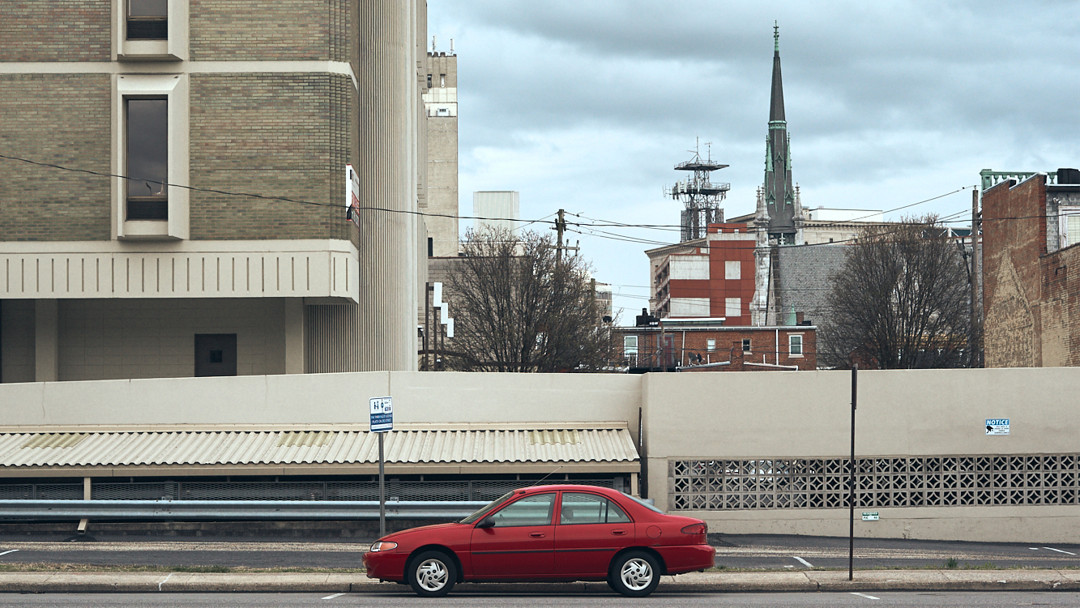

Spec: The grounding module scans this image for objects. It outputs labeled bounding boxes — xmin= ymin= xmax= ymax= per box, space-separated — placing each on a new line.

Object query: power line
xmin=3 ymin=150 xmax=1061 ymax=245
xmin=0 ymin=152 xmax=538 ymax=226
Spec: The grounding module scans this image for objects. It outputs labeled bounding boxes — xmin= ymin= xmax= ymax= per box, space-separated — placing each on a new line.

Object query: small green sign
xmin=862 ymin=512 xmax=879 ymax=521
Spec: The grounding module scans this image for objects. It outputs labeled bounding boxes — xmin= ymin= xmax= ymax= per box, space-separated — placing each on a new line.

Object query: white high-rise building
xmin=473 ymin=191 xmax=520 ymax=233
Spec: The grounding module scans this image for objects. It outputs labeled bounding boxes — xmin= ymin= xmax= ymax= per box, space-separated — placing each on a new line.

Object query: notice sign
xmin=986 ymin=418 xmax=1010 ymax=436
xmin=370 ymin=397 xmax=393 ymax=433
xmin=862 ymin=512 xmax=879 ymax=521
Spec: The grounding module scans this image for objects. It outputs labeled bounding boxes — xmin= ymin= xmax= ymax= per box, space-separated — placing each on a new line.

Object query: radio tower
xmin=669 ymin=139 xmax=730 ymax=242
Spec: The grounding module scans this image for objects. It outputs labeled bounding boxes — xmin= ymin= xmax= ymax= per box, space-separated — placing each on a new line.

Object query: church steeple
xmin=763 ymin=22 xmax=797 ymax=245
xmin=769 ymin=22 xmax=785 ymax=124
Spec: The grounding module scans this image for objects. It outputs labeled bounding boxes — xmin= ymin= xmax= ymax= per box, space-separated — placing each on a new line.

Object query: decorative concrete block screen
xmin=670 ymin=455 xmax=1080 ymax=510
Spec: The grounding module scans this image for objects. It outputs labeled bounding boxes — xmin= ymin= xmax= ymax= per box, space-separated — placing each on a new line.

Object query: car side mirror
xmin=476 ymin=516 xmax=495 ymax=529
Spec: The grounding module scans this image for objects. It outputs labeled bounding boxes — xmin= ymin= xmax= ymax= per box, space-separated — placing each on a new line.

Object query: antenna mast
xmin=668 ymin=138 xmax=730 ymax=241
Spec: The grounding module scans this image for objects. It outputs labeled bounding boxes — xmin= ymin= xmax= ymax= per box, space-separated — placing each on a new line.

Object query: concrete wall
xmin=3 ymin=367 xmax=1080 ymax=542
xmin=57 ymin=298 xmax=291 ymax=380
xmin=0 ymin=371 xmax=641 ymax=439
xmin=642 ymin=368 xmax=1080 ymax=543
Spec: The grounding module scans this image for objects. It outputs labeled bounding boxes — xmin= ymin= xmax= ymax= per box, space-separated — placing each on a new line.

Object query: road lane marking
xmin=157 ymin=573 xmax=173 ymax=591
xmin=792 ymin=556 xmax=813 ymax=568
xmin=0 ymin=550 xmax=18 ymax=557
xmin=1043 ymin=546 xmax=1077 ymax=556
xmin=322 ymin=593 xmax=346 ymax=600
xmin=851 ymin=592 xmax=880 ymax=600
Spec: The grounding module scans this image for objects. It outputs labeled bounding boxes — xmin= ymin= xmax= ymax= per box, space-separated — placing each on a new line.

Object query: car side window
xmin=560 ymin=492 xmax=631 ymax=525
xmin=488 ymin=493 xmax=555 ymax=527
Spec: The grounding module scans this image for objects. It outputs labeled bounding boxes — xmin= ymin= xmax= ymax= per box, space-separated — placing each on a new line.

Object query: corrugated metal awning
xmin=0 ymin=425 xmax=639 ymax=474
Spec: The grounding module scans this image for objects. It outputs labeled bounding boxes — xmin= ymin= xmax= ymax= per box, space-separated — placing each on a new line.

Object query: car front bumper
xmin=363 ymin=550 xmax=409 ymax=582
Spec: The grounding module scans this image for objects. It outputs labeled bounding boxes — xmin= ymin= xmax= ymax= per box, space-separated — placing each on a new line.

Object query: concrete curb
xmin=1 ymin=570 xmax=1079 ymax=594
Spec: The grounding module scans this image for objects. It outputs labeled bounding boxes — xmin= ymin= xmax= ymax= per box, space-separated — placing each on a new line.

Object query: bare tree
xmin=443 ymin=227 xmax=614 ymax=372
xmin=820 ymin=216 xmax=976 ymax=369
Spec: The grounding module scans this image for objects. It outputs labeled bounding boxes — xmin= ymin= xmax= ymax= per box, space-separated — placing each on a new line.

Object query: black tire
xmin=407 ymin=550 xmax=457 ymax=597
xmin=608 ymin=550 xmax=661 ymax=597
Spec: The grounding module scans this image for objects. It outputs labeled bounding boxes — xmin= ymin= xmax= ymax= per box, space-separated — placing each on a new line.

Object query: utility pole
xmin=555 ymin=209 xmax=566 ymax=264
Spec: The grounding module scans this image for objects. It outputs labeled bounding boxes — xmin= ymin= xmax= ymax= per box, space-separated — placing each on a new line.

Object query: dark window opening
xmin=742 ymin=339 xmax=751 ymax=352
xmin=427 ymin=237 xmax=433 ymax=257
xmin=126 ymin=97 xmax=168 ymax=220
xmin=127 ymin=0 xmax=168 ymax=40
xmin=195 ymin=334 xmax=236 ymax=377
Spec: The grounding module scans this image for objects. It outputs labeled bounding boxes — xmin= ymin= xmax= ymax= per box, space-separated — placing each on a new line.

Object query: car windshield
xmin=459 ymin=491 xmax=515 ymax=524
xmin=623 ymin=491 xmax=665 ymax=514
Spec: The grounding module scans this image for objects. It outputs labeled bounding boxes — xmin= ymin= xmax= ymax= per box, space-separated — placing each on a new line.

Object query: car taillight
xmin=368 ymin=541 xmax=398 ymax=552
xmin=681 ymin=523 xmax=707 ymax=535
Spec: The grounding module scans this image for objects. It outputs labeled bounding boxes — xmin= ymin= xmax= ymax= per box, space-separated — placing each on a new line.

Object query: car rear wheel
xmin=608 ymin=550 xmax=660 ymax=597
xmin=407 ymin=550 xmax=457 ymax=597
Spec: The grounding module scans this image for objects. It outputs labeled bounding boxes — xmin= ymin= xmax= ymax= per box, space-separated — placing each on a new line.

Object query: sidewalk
xmin=0 ymin=569 xmax=1078 ymax=594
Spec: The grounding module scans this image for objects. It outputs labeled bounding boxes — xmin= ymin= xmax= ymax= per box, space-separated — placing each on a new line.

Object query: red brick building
xmin=648 ymin=223 xmax=757 ymax=323
xmin=981 ymin=168 xmax=1080 ymax=367
xmin=616 ymin=319 xmax=816 ymax=373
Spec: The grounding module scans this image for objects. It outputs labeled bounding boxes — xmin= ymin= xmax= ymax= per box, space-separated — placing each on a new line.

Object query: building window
xmin=127 ymin=0 xmax=168 ymax=40
xmin=623 ymin=335 xmax=638 ymax=356
xmin=114 ymin=73 xmax=189 ymax=238
xmin=1061 ymin=206 xmax=1080 ymax=249
xmin=426 ymin=73 xmax=432 ymax=88
xmin=725 ymin=297 xmax=741 ymax=318
xmin=742 ymin=338 xmax=751 ymax=352
xmin=440 ymin=73 xmax=446 ymax=87
xmin=706 ymin=339 xmax=716 ymax=352
xmin=125 ymin=97 xmax=168 ymax=220
xmin=789 ymin=334 xmax=803 ymax=357
xmin=725 ymin=260 xmax=741 ymax=280
xmin=195 ymin=334 xmax=237 ymax=377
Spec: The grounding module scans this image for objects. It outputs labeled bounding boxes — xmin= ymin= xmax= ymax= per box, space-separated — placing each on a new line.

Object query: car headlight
xmin=368 ymin=541 xmax=398 ymax=553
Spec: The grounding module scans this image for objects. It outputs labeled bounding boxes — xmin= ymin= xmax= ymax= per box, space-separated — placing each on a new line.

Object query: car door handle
xmin=530 ymin=532 xmax=546 ymax=538
xmin=611 ymin=530 xmax=628 ymax=536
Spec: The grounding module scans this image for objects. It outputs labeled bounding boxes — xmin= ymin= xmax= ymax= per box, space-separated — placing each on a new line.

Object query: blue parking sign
xmin=370 ymin=396 xmax=393 ymax=433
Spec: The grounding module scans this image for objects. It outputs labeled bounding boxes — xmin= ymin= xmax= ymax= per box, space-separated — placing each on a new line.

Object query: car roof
xmin=514 ymin=484 xmax=621 ymax=496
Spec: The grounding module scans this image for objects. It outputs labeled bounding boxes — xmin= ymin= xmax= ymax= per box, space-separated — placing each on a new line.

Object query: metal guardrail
xmin=0 ymin=500 xmax=488 ymax=521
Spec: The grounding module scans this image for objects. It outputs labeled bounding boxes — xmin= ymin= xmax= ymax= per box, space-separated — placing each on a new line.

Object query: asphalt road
xmin=715 ymin=534 xmax=1080 ymax=570
xmin=0 ymin=534 xmax=1077 ymax=571
xmin=2 ymin=592 xmax=1080 ymax=607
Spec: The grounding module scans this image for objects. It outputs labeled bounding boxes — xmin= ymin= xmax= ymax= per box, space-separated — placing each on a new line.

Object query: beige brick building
xmin=423 ymin=49 xmax=459 ymax=258
xmin=0 ymin=1 xmax=429 ymax=381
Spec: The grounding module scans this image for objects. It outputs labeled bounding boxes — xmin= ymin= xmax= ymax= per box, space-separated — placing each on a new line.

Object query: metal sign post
xmin=369 ymin=397 xmax=393 ymax=537
xmin=848 ymin=364 xmax=857 ymax=581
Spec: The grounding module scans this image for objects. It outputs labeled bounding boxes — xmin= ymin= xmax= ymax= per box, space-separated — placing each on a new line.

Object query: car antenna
xmin=528 ymin=465 xmax=563 ymax=488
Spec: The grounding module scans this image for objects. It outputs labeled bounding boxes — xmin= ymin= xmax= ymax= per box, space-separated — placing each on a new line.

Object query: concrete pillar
xmin=284 ymin=299 xmax=305 ymax=374
xmin=358 ymin=0 xmax=419 ymax=371
xmin=34 ymin=299 xmax=59 ymax=382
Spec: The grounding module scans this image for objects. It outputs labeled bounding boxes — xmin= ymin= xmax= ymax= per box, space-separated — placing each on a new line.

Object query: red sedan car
xmin=363 ymin=484 xmax=715 ymax=597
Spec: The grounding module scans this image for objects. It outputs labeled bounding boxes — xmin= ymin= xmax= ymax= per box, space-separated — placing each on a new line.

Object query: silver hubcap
xmin=620 ymin=557 xmax=654 ymax=591
xmin=416 ymin=558 xmax=449 ymax=592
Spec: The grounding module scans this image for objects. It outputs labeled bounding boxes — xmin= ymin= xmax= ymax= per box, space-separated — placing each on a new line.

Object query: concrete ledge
xmin=0 ymin=570 xmax=1078 ymax=594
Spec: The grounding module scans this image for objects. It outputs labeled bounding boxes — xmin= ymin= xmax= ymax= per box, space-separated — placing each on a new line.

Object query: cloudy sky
xmin=427 ymin=0 xmax=1080 ymax=320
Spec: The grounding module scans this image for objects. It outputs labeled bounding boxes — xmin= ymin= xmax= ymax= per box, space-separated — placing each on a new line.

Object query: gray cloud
xmin=430 ymin=0 xmax=1080 ymax=317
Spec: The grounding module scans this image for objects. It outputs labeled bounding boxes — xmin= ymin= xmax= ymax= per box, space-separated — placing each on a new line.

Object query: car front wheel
xmin=407 ymin=550 xmax=457 ymax=597
xmin=608 ymin=550 xmax=660 ymax=597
